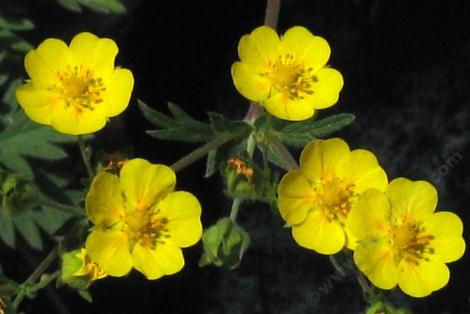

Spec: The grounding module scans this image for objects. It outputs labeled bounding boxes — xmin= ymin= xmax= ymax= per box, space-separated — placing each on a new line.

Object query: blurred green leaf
xmin=278 ymin=113 xmax=355 ymax=147
xmin=77 ymin=0 xmax=126 ymax=14
xmin=0 ymin=74 xmax=8 ymax=87
xmin=0 ymin=109 xmax=75 ymax=175
xmin=0 ymin=206 xmax=15 ymax=247
xmin=0 ymin=17 xmax=34 ymax=31
xmin=56 ymin=0 xmax=82 ymax=12
xmin=10 ymin=40 xmax=33 ymax=53
xmin=199 ymin=217 xmax=250 ymax=269
xmin=13 ymin=209 xmax=43 ymax=250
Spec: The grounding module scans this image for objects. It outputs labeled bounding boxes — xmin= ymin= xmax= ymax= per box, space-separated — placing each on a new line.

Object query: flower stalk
xmin=77 ymin=135 xmax=94 ymax=180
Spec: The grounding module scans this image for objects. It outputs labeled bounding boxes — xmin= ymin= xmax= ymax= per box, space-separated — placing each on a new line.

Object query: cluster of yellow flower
xmin=14 ymin=27 xmax=465 ymax=300
xmin=231 ymin=26 xmax=465 ymax=298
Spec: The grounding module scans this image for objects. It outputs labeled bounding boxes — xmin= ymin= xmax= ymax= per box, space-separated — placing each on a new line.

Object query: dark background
xmin=2 ymin=0 xmax=470 ymax=313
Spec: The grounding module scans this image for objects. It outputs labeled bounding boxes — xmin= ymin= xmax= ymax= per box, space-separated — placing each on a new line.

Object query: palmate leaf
xmin=0 ymin=109 xmax=75 ymax=176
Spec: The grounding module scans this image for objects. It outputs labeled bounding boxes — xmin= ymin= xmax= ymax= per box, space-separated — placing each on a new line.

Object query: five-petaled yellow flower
xmin=85 ymin=158 xmax=202 ymax=280
xmin=16 ymin=32 xmax=134 ymax=135
xmin=348 ymin=178 xmax=465 ymax=297
xmin=277 ymin=138 xmax=387 ymax=254
xmin=231 ymin=26 xmax=343 ymax=121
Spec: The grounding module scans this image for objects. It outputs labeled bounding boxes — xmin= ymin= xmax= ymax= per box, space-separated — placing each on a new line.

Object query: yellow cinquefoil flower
xmin=348 ymin=178 xmax=465 ymax=297
xmin=85 ymin=158 xmax=202 ymax=280
xmin=73 ymin=248 xmax=107 ymax=282
xmin=16 ymin=32 xmax=134 ymax=135
xmin=277 ymin=138 xmax=387 ymax=254
xmin=231 ymin=26 xmax=343 ymax=121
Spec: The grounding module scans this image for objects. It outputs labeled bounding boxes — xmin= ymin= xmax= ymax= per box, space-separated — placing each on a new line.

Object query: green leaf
xmin=77 ymin=0 xmax=126 ymax=14
xmin=0 ymin=17 xmax=34 ymax=31
xmin=56 ymin=0 xmax=82 ymax=12
xmin=0 ymin=109 xmax=75 ymax=175
xmin=13 ymin=209 xmax=43 ymax=250
xmin=32 ymin=206 xmax=75 ymax=236
xmin=278 ymin=113 xmax=355 ymax=147
xmin=10 ymin=40 xmax=33 ymax=52
xmin=0 ymin=206 xmax=15 ymax=247
xmin=140 ymin=100 xmax=213 ymax=143
xmin=0 ymin=74 xmax=8 ymax=87
xmin=2 ymin=78 xmax=22 ymax=114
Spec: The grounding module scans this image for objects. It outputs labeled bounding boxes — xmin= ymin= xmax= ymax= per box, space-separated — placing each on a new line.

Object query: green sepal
xmin=276 ymin=113 xmax=355 ymax=147
xmin=60 ymin=249 xmax=89 ymax=290
xmin=199 ymin=217 xmax=250 ymax=269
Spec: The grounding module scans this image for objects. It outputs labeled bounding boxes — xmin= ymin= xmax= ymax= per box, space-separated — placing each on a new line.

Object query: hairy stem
xmin=170 ymin=132 xmax=241 ymax=173
xmin=12 ymin=247 xmax=58 ymax=309
xmin=77 ymin=135 xmax=94 ymax=180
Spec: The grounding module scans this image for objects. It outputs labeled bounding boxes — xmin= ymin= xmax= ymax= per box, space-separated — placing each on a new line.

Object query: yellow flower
xmin=85 ymin=158 xmax=202 ymax=280
xmin=277 ymin=138 xmax=387 ymax=254
xmin=73 ymin=248 xmax=107 ymax=282
xmin=348 ymin=178 xmax=466 ymax=297
xmin=231 ymin=26 xmax=343 ymax=121
xmin=16 ymin=32 xmax=134 ymax=135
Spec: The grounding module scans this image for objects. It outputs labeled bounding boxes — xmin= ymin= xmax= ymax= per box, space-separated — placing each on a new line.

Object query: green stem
xmin=229 ymin=198 xmax=241 ymax=222
xmin=12 ymin=247 xmax=58 ymax=309
xmin=77 ymin=135 xmax=94 ymax=180
xmin=170 ymin=132 xmax=240 ymax=173
xmin=344 ymin=250 xmax=374 ymax=302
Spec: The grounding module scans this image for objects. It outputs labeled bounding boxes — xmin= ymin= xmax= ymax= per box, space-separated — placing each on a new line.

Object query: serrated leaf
xmin=138 ymin=99 xmax=174 ymax=128
xmin=279 ymin=113 xmax=355 ymax=147
xmin=0 ymin=206 xmax=15 ymax=247
xmin=0 ymin=110 xmax=75 ymax=175
xmin=0 ymin=17 xmax=34 ymax=31
xmin=264 ymin=141 xmax=291 ymax=171
xmin=140 ymin=100 xmax=214 ymax=143
xmin=13 ymin=209 xmax=43 ymax=250
xmin=77 ymin=0 xmax=126 ymax=14
xmin=32 ymin=206 xmax=75 ymax=236
xmin=56 ymin=0 xmax=82 ymax=12
xmin=2 ymin=78 xmax=22 ymax=114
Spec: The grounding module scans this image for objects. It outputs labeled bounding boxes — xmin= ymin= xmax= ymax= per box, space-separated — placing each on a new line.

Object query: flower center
xmin=55 ymin=65 xmax=106 ymax=112
xmin=267 ymin=53 xmax=317 ymax=100
xmin=314 ymin=173 xmax=355 ymax=223
xmin=391 ymin=222 xmax=435 ymax=265
xmin=125 ymin=209 xmax=169 ymax=250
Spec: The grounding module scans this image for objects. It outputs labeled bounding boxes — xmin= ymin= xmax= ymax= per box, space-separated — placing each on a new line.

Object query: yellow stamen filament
xmin=126 ymin=208 xmax=170 ymax=250
xmin=314 ymin=173 xmax=355 ymax=223
xmin=392 ymin=223 xmax=435 ymax=265
xmin=266 ymin=53 xmax=317 ymax=100
xmin=54 ymin=64 xmax=106 ymax=112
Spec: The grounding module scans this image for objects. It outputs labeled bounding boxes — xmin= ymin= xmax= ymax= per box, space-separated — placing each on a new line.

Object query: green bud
xmin=199 ymin=217 xmax=250 ymax=269
xmin=224 ymin=156 xmax=266 ymax=200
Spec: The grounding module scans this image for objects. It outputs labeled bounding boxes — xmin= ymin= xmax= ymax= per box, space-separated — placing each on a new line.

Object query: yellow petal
xmin=310 ymin=67 xmax=344 ymax=109
xmin=50 ymin=104 xmax=107 ymax=135
xmin=339 ymin=149 xmax=388 ymax=193
xmin=348 ymin=189 xmax=391 ymax=240
xmin=86 ymin=172 xmax=125 ymax=227
xmin=238 ymin=26 xmax=279 ymax=64
xmin=157 ymin=191 xmax=202 ymax=248
xmin=263 ymin=93 xmax=314 ymax=121
xmin=15 ymin=83 xmax=63 ymax=125
xmin=354 ymin=240 xmax=397 ymax=290
xmin=132 ymin=240 xmax=184 ymax=280
xmin=397 ymin=257 xmax=450 ymax=297
xmin=69 ymin=32 xmax=118 ymax=78
xmin=85 ymin=229 xmax=132 ymax=277
xmin=292 ymin=209 xmax=345 ymax=254
xmin=231 ymin=62 xmax=271 ymax=102
xmin=120 ymin=158 xmax=176 ymax=212
xmin=299 ymin=138 xmax=350 ymax=181
xmin=24 ymin=38 xmax=70 ymax=87
xmin=279 ymin=26 xmax=331 ymax=72
xmin=99 ymin=68 xmax=134 ymax=117
xmin=425 ymin=211 xmax=466 ymax=263
xmin=387 ymin=178 xmax=437 ymax=223
xmin=277 ymin=170 xmax=315 ymax=225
